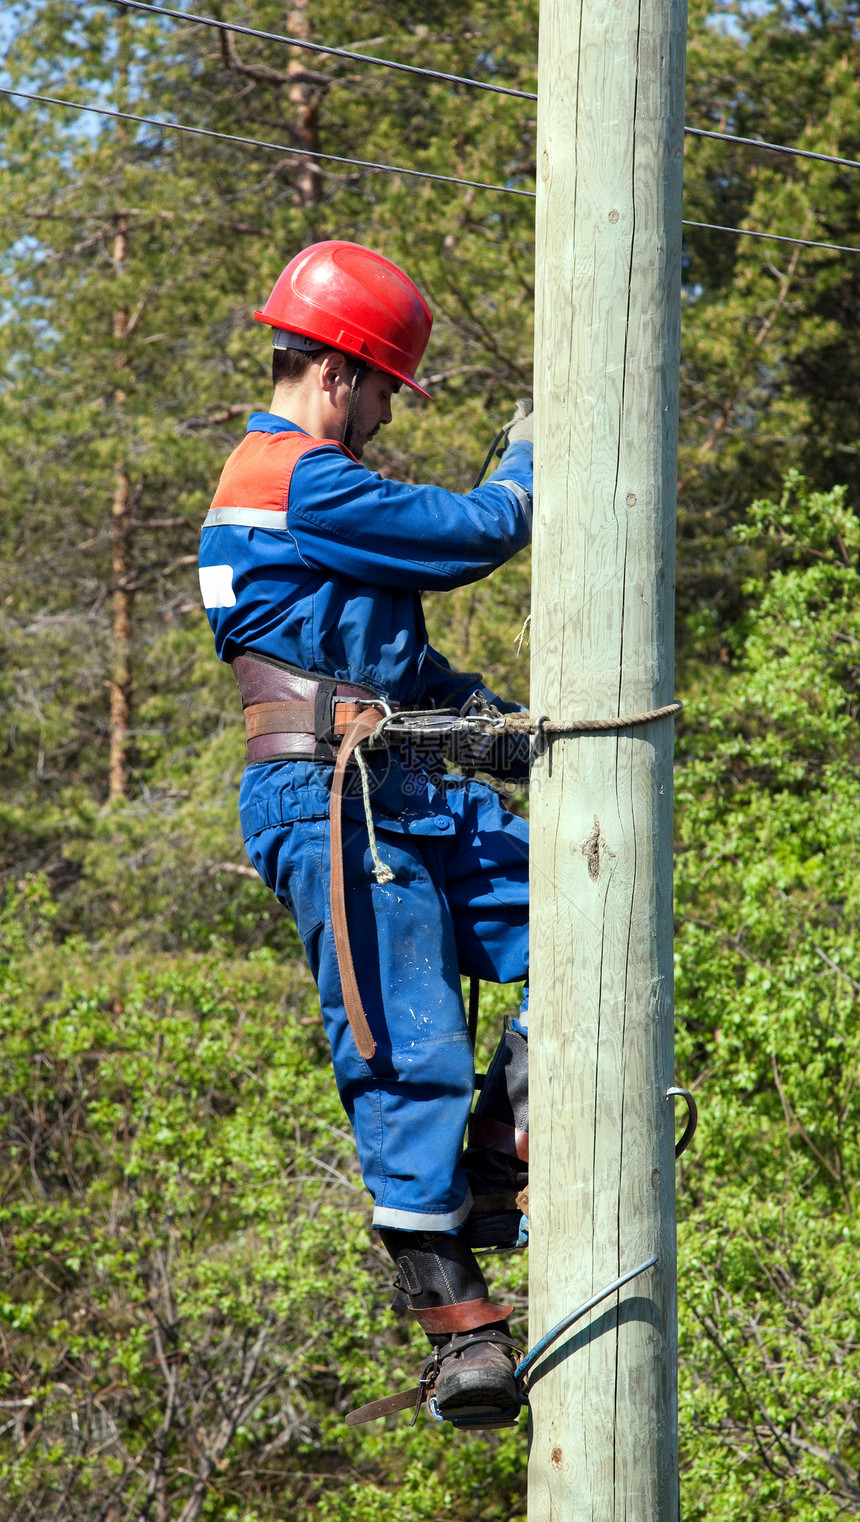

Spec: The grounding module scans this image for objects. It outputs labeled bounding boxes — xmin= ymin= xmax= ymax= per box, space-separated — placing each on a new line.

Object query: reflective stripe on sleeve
xmin=202 ymin=506 xmax=289 ymax=530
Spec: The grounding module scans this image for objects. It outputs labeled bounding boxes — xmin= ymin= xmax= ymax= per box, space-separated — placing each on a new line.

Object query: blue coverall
xmin=199 ymin=411 xmax=532 ymax=1232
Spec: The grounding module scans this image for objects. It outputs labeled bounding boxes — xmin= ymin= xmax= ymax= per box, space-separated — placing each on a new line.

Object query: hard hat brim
xmin=256 ymin=311 xmax=433 ymax=400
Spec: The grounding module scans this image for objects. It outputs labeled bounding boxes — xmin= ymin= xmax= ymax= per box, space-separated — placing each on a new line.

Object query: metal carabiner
xmin=459 ymin=693 xmax=507 ymax=732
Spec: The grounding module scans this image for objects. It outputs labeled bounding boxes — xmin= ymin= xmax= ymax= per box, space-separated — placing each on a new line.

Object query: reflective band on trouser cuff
xmin=371 ymin=1190 xmax=473 ymax=1234
xmin=468 ymin=1115 xmax=530 ymax=1163
xmin=411 ymin=1298 xmax=514 ymax=1335
xmin=202 ymin=506 xmax=288 ymax=529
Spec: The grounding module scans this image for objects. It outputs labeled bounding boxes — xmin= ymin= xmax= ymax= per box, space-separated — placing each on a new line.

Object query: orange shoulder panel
xmin=209 ymin=430 xmax=349 ymax=515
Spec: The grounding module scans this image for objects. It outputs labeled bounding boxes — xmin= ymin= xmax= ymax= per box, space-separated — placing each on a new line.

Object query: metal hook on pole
xmin=530 ymin=715 xmax=550 ymax=762
xmin=666 ymin=1086 xmax=698 ymax=1158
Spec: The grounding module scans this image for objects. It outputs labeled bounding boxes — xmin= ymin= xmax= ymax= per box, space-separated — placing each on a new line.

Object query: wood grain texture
xmin=528 ymin=0 xmax=687 ymax=1515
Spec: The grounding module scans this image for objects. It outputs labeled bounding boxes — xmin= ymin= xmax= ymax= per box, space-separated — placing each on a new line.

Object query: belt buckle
xmin=332 ymin=695 xmax=391 ymax=719
xmin=332 ymin=694 xmax=391 ymax=749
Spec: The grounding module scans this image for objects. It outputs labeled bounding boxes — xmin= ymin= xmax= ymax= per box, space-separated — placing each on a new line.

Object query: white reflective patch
xmin=198 ymin=563 xmax=236 ymax=609
xmin=203 ymin=506 xmax=287 ymax=529
xmin=371 ymin=1189 xmax=473 ymax=1233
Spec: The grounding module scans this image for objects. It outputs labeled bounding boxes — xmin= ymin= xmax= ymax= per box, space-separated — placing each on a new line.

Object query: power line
xmin=106 ymin=0 xmax=860 ymax=182
xmin=685 ymin=125 xmax=860 ymax=174
xmin=105 ymin=0 xmax=537 ymax=101
xmin=0 ymin=87 xmax=535 ymax=198
xmin=4 ymin=86 xmax=860 ymax=257
xmin=682 ymin=220 xmax=860 ymax=255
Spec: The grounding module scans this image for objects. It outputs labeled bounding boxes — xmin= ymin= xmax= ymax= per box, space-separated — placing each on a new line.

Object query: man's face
xmin=349 ymin=370 xmax=401 ymax=459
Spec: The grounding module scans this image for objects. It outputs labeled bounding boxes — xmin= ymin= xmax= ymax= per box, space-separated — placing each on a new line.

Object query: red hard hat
xmin=255 ymin=241 xmax=433 ymax=398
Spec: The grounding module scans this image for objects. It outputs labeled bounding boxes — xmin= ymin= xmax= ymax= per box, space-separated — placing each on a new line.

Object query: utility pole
xmin=528 ymin=0 xmax=687 ymax=1511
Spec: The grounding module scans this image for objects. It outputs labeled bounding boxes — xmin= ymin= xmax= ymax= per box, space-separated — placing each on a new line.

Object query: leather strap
xmin=344 ymin=1331 xmax=518 ymax=1426
xmin=410 ymin=1297 xmax=514 ymax=1335
xmin=468 ymin=1115 xmax=530 ymax=1163
xmin=345 ymin=1385 xmax=423 ymax=1426
xmin=329 ymin=708 xmax=384 ymax=1061
xmin=467 ymin=976 xmax=480 ymax=1048
xmin=235 ymin=654 xmax=389 ymax=1060
xmin=244 ymin=699 xmax=374 ymax=741
xmin=342 ymin=360 xmax=367 ymax=454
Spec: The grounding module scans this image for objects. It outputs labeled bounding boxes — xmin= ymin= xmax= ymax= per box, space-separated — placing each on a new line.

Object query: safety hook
xmin=666 ymin=1086 xmax=698 ymax=1159
xmin=530 ymin=715 xmax=550 ymax=762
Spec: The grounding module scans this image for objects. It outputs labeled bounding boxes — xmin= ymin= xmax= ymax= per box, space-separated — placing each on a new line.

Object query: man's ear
xmin=318 ymin=350 xmax=349 ymax=395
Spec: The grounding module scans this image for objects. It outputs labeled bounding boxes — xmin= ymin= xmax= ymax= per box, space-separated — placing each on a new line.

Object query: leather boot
xmin=379 ymin=1229 xmax=518 ymax=1421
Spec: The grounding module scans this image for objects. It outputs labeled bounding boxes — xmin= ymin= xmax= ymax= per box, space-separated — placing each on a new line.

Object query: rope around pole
xmin=504 ymin=699 xmax=682 ymax=746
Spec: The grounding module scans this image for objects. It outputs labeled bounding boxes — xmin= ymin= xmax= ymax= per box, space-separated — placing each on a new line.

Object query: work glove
xmin=506 ymin=396 xmax=534 ymax=446
xmin=472 ymin=398 xmax=534 ymax=490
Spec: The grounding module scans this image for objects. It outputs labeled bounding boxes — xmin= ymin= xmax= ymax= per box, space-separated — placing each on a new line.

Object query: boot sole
xmin=435 ymin=1369 xmax=518 ymax=1417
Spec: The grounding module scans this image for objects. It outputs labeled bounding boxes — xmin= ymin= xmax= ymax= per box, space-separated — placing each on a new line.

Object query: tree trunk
xmin=287 ymin=0 xmax=322 ymax=217
xmin=109 ymin=463 xmax=133 ymax=802
xmin=109 ymin=216 xmax=134 ymax=802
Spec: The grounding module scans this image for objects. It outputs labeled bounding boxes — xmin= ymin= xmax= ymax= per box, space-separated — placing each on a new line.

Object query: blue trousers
xmin=243 ymin=768 xmax=529 ymax=1231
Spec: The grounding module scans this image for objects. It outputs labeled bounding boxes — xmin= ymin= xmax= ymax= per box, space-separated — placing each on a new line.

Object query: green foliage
xmin=675 ymin=475 xmax=860 ymax=1517
xmin=0 ymin=896 xmax=527 ymax=1519
xmin=680 ymin=0 xmax=860 ymax=629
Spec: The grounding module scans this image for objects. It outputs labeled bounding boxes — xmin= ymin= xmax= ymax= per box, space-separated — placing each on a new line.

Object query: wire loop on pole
xmin=667 ymin=1086 xmax=698 ymax=1159
xmin=514 ymin=1255 xmax=659 ymax=1392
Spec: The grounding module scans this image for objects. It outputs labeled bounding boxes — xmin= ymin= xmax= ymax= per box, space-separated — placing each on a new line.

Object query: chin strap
xmin=342 ymin=360 xmax=367 ymax=453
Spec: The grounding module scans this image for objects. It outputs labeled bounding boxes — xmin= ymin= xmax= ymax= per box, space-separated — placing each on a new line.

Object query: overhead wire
xmin=0 ymin=86 xmax=535 ymax=198
xmin=681 ymin=221 xmax=860 ymax=256
xmin=104 ymin=0 xmax=538 ymax=100
xmin=3 ymin=86 xmax=860 ymax=256
xmin=106 ymin=0 xmax=860 ymax=181
xmin=684 ymin=125 xmax=860 ymax=174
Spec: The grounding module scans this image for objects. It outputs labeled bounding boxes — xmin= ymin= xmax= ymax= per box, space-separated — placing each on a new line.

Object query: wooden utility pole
xmin=528 ymin=0 xmax=687 ymax=1511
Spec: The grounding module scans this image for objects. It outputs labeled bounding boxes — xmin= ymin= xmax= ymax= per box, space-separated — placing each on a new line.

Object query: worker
xmin=199 ymin=241 xmax=532 ymax=1426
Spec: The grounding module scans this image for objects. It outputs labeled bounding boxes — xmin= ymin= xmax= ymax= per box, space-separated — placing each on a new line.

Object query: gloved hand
xmin=473 ymin=398 xmax=535 ymax=489
xmin=506 ymin=396 xmax=534 ymax=446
